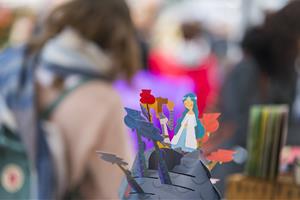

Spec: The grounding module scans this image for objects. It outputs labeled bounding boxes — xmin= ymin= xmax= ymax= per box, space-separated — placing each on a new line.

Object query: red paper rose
xmin=140 ymin=89 xmax=155 ymax=104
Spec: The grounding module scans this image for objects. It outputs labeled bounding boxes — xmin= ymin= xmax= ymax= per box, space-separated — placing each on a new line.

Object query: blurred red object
xmin=148 ymin=50 xmax=220 ymax=115
xmin=0 ymin=7 xmax=12 ymax=29
xmin=201 ymin=113 xmax=221 ymax=133
xmin=201 ymin=113 xmax=221 ymax=144
xmin=206 ymin=149 xmax=235 ymax=163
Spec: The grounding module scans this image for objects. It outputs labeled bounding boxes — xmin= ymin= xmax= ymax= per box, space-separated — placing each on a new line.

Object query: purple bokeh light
xmin=114 ymin=70 xmax=195 ymax=151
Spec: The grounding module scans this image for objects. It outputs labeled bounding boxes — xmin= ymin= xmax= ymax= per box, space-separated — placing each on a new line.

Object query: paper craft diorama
xmin=97 ymin=89 xmax=243 ymax=199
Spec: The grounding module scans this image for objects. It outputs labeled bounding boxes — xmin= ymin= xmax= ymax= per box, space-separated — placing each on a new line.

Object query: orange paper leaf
xmin=201 ymin=113 xmax=221 ymax=133
xmin=202 ymin=133 xmax=209 ymax=144
xmin=206 ymin=149 xmax=235 ymax=163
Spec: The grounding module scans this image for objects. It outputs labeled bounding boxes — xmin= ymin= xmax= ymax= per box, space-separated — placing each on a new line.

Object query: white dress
xmin=171 ymin=113 xmax=197 ymax=150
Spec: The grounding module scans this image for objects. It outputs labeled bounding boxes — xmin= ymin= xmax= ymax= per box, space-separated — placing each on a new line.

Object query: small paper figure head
xmin=183 ymin=93 xmax=197 ymax=112
xmin=181 ymin=94 xmax=204 ymax=139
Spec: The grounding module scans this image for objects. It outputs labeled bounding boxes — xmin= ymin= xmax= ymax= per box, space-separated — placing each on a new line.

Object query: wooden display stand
xmin=226 ymin=174 xmax=300 ymax=199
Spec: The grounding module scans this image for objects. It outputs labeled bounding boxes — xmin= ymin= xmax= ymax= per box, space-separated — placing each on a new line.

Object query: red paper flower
xmin=140 ymin=89 xmax=155 ymax=104
xmin=201 ymin=113 xmax=221 ymax=133
xmin=206 ymin=149 xmax=235 ymax=163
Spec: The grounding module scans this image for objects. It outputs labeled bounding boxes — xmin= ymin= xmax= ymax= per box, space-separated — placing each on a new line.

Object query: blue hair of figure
xmin=174 ymin=93 xmax=205 ymax=139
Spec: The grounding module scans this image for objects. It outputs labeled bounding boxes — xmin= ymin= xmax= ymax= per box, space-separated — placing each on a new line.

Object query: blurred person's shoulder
xmin=77 ymin=80 xmax=119 ymax=100
xmin=221 ymin=56 xmax=260 ymax=103
xmin=68 ymin=80 xmax=122 ymax=108
xmin=230 ymin=57 xmax=258 ymax=79
xmin=223 ymin=56 xmax=260 ymax=90
xmin=52 ymin=80 xmax=123 ymax=124
xmin=0 ymin=45 xmax=27 ymax=70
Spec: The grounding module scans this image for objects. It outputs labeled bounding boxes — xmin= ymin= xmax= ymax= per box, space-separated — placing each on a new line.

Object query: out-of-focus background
xmin=1 ymin=0 xmax=300 ymax=198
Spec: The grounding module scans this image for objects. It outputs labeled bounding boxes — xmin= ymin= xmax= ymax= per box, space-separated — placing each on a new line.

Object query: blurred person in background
xmin=1 ymin=0 xmax=140 ymax=199
xmin=0 ymin=6 xmax=13 ymax=48
xmin=204 ymin=0 xmax=300 ymax=194
xmin=128 ymin=0 xmax=162 ymax=69
xmin=9 ymin=11 xmax=36 ymax=46
xmin=149 ymin=19 xmax=220 ymax=115
xmin=0 ymin=6 xmax=36 ymax=49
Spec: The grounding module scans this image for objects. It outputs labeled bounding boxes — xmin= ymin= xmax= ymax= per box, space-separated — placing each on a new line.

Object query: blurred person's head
xmin=242 ymin=0 xmax=300 ymax=81
xmin=127 ymin=0 xmax=162 ymax=38
xmin=29 ymin=0 xmax=140 ymax=80
xmin=176 ymin=20 xmax=211 ymax=67
xmin=181 ymin=21 xmax=203 ymax=41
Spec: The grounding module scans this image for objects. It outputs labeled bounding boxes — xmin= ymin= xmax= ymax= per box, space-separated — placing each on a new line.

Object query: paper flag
xmin=156 ymin=97 xmax=168 ymax=113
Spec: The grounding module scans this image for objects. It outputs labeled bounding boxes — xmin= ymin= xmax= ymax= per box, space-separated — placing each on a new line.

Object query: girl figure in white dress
xmin=171 ymin=93 xmax=205 ymax=152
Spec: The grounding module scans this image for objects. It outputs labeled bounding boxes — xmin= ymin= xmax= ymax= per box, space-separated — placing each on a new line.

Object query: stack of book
xmin=245 ymin=105 xmax=289 ymax=180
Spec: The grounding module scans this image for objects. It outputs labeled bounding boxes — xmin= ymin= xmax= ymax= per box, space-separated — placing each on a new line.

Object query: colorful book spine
xmin=245 ymin=105 xmax=289 ymax=180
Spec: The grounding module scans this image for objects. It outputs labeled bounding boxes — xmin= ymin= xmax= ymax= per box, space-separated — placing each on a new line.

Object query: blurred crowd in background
xmin=1 ymin=0 xmax=300 ymax=198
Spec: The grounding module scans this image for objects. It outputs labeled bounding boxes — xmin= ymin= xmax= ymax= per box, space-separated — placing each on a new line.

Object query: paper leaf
xmin=206 ymin=149 xmax=235 ymax=163
xmin=136 ymin=135 xmax=147 ymax=177
xmin=136 ymin=120 xmax=163 ymax=142
xmin=201 ymin=133 xmax=209 ymax=144
xmin=124 ymin=107 xmax=146 ymax=129
xmin=124 ymin=115 xmax=138 ymax=129
xmin=96 ymin=151 xmax=128 ymax=166
xmin=124 ymin=107 xmax=145 ymax=120
xmin=201 ymin=113 xmax=221 ymax=133
xmin=97 ymin=151 xmax=145 ymax=194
